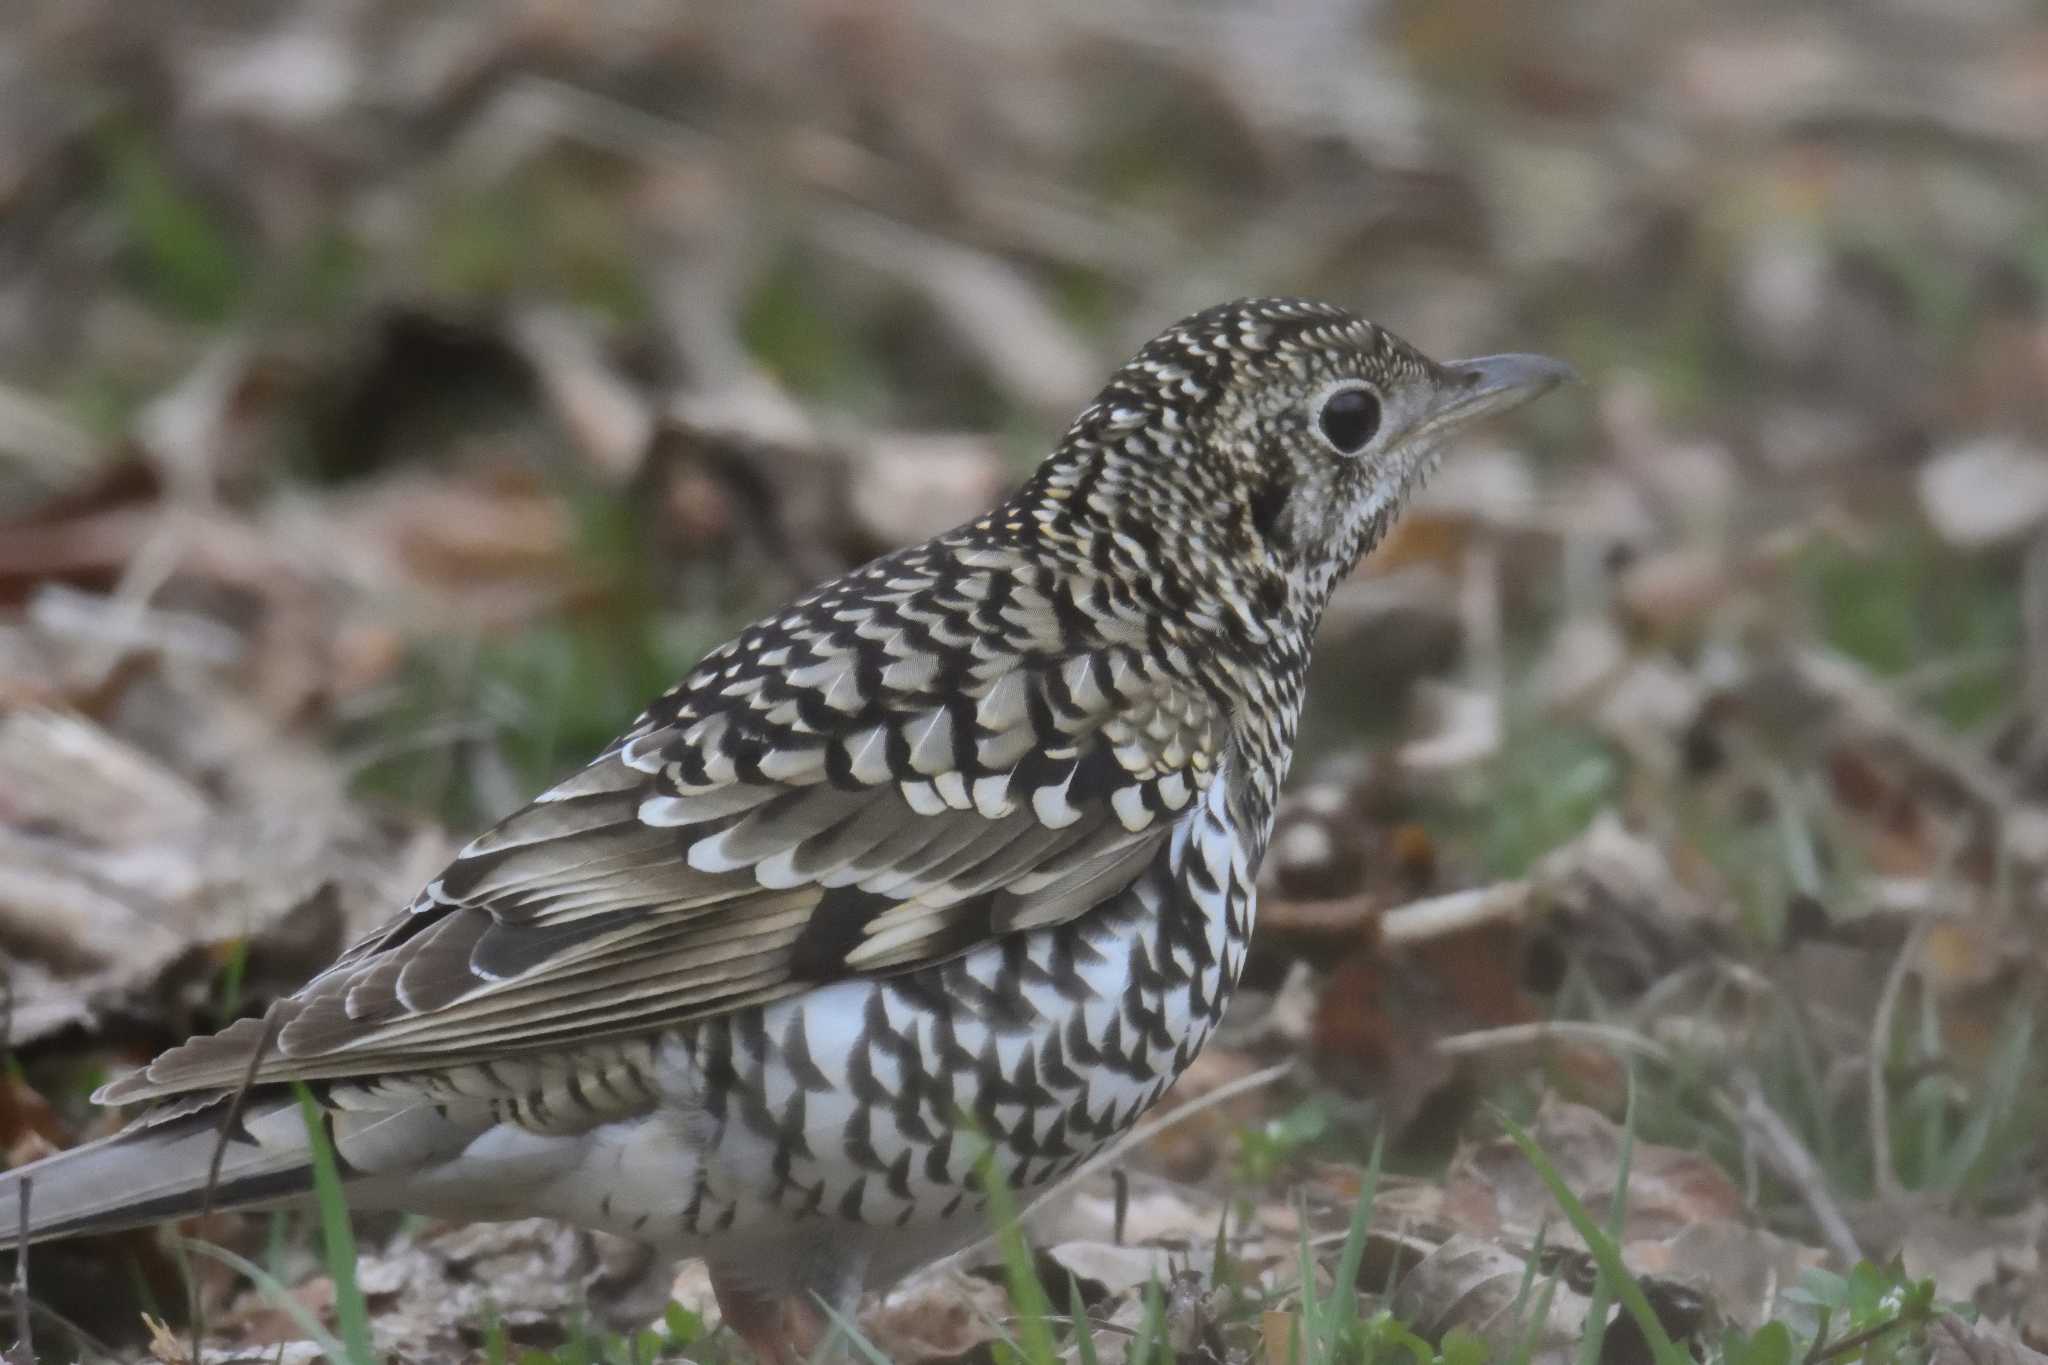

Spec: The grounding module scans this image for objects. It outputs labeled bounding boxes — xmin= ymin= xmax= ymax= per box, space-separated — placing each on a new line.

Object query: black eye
xmin=1317 ymin=386 xmax=1381 ymax=454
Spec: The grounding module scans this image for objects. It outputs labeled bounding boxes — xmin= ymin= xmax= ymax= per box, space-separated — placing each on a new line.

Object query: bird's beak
xmin=1419 ymin=352 xmax=1578 ymax=435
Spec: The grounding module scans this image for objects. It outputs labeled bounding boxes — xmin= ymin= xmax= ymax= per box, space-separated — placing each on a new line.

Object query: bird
xmin=0 ymin=298 xmax=1569 ymax=1362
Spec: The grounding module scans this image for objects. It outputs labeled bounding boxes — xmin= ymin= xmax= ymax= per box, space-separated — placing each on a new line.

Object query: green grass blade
xmin=1130 ymin=1277 xmax=1166 ymax=1365
xmin=176 ymin=1239 xmax=352 ymax=1365
xmin=1575 ymin=1078 xmax=1637 ymax=1365
xmin=1507 ymin=1219 xmax=1547 ymax=1322
xmin=975 ymin=1147 xmax=1059 ymax=1365
xmin=1209 ymin=1199 xmax=1233 ymax=1302
xmin=1068 ymin=1275 xmax=1102 ymax=1365
xmin=1509 ymin=1274 xmax=1560 ymax=1365
xmin=1329 ymin=1130 xmax=1385 ymax=1334
xmin=811 ymin=1295 xmax=894 ymax=1365
xmin=1498 ymin=1110 xmax=1688 ymax=1365
xmin=293 ymin=1083 xmax=376 ymax=1365
xmin=1929 ymin=1003 xmax=2033 ymax=1194
xmin=217 ymin=937 xmax=249 ymax=1020
xmin=1293 ymin=1195 xmax=1323 ymax=1359
xmin=483 ymin=1303 xmax=509 ymax=1365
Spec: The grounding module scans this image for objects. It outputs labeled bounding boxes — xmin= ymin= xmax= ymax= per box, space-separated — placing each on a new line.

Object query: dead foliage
xmin=4 ymin=0 xmax=2048 ymax=1361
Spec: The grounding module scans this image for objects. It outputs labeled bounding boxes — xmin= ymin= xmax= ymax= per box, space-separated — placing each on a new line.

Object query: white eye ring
xmin=1311 ymin=381 xmax=1383 ymax=456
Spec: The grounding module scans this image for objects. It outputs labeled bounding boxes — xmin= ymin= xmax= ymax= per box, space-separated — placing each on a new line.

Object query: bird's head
xmin=1026 ymin=297 xmax=1573 ymax=624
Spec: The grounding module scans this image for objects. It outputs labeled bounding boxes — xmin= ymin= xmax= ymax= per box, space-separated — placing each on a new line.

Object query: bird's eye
xmin=1316 ymin=386 xmax=1381 ymax=455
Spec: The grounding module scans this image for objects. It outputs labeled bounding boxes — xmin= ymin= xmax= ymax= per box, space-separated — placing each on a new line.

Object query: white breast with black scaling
xmin=566 ymin=765 xmax=1258 ymax=1258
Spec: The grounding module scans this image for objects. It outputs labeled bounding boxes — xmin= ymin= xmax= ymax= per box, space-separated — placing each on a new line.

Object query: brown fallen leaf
xmin=1309 ymin=909 xmax=1537 ymax=1135
xmin=1528 ymin=811 xmax=1719 ymax=1003
xmin=859 ymin=1267 xmax=1008 ymax=1364
xmin=1387 ymin=1233 xmax=1583 ymax=1365
xmin=1932 ymin=1311 xmax=2048 ymax=1365
xmin=1433 ymin=1099 xmax=1824 ymax=1329
xmin=1261 ymin=1308 xmax=1297 ymax=1365
xmin=0 ymin=1070 xmax=67 ymax=1168
xmin=1444 ymin=1096 xmax=1744 ymax=1241
xmin=1899 ymin=1204 xmax=2044 ymax=1310
xmin=511 ymin=305 xmax=654 ymax=480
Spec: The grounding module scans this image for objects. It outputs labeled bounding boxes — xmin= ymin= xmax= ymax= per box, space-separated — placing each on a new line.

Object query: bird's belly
xmin=554 ymin=781 xmax=1256 ymax=1258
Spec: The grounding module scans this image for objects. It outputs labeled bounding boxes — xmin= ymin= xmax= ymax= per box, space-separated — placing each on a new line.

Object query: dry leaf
xmin=1388 ymin=1234 xmax=1583 ymax=1365
xmin=1443 ymin=1097 xmax=1745 ymax=1243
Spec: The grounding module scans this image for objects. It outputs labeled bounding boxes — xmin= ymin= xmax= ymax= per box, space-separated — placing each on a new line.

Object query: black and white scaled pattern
xmin=3 ymin=297 xmax=1570 ymax=1320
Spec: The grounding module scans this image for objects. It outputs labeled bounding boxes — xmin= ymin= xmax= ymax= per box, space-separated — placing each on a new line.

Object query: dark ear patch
xmin=1248 ymin=472 xmax=1292 ymax=551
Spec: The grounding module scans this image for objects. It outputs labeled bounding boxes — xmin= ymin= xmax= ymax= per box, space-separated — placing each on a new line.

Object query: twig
xmin=1004 ymin=1314 xmax=1139 ymax=1340
xmin=1432 ymin=1020 xmax=1671 ymax=1062
xmin=1890 ymin=648 xmax=2019 ymax=705
xmin=1380 ymin=881 xmax=1532 ymax=945
xmin=1439 ymin=1017 xmax=1867 ymax=1266
xmin=1 ymin=969 xmax=23 ymax=1365
xmin=337 ymin=717 xmax=506 ymax=779
xmin=10 ymin=1178 xmax=30 ymax=1365
xmin=1111 ymin=1169 xmax=1129 ymax=1246
xmin=189 ymin=1007 xmax=286 ymax=1365
xmin=1791 ymin=649 xmax=2027 ymax=827
xmin=1719 ymin=1074 xmax=1863 ymax=1265
xmin=1802 ymin=1312 xmax=1915 ymax=1365
xmin=76 ymin=510 xmax=190 ymax=692
xmin=15 ymin=1295 xmax=119 ymax=1365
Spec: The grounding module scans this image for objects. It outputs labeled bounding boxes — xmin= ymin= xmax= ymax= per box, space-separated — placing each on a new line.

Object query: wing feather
xmin=98 ymin=558 xmax=1229 ymax=1107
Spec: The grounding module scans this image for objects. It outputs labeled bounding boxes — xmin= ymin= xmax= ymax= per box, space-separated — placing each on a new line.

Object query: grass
xmin=275 ymin=512 xmax=2039 ymax=1365
xmin=42 ymin=97 xmax=2037 ymax=1365
xmin=295 ymin=1083 xmax=375 ymax=1365
xmin=9 ymin=11 xmax=2043 ymax=1365
xmin=1469 ymin=720 xmax=1620 ymax=877
xmin=1282 ymin=1134 xmax=1383 ymax=1365
xmin=739 ymin=251 xmax=886 ymax=415
xmin=1800 ymin=532 xmax=2020 ymax=732
xmin=1502 ymin=1096 xmax=1688 ymax=1365
xmin=99 ymin=121 xmax=245 ymax=326
xmin=150 ymin=1054 xmax=1986 ymax=1365
xmin=422 ymin=154 xmax=650 ymax=326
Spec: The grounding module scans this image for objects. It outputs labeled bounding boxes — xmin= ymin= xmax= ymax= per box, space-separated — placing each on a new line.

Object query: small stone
xmin=1918 ymin=435 xmax=2048 ymax=549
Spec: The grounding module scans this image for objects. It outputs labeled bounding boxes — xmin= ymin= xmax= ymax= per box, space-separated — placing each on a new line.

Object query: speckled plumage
xmin=1 ymin=298 xmax=1568 ymax=1361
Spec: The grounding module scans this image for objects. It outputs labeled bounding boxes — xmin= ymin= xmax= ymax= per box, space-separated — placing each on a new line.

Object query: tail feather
xmin=0 ymin=1092 xmax=487 ymax=1249
xmin=0 ymin=1105 xmax=314 ymax=1247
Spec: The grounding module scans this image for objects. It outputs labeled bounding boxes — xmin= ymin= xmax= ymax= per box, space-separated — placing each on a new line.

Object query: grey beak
xmin=1426 ymin=352 xmax=1578 ymax=430
xmin=1446 ymin=352 xmax=1578 ymax=395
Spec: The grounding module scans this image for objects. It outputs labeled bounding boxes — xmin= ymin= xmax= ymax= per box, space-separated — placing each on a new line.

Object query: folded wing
xmin=104 ymin=549 xmax=1225 ymax=1102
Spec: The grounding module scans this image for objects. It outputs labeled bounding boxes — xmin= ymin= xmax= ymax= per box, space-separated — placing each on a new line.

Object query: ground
xmin=3 ymin=2 xmax=2048 ymax=1362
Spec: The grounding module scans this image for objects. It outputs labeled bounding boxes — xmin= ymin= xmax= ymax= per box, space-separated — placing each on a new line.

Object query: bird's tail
xmin=0 ymin=1089 xmax=485 ymax=1249
xmin=0 ymin=1097 xmax=321 ymax=1247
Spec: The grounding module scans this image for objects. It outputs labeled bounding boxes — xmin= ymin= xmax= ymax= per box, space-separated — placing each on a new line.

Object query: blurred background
xmin=5 ymin=1 xmax=2048 ymax=1360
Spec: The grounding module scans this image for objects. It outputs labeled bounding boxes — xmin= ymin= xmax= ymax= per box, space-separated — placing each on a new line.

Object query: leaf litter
xmin=3 ymin=1 xmax=2048 ymax=1362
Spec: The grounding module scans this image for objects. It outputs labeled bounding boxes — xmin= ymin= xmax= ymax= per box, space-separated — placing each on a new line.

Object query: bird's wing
xmin=102 ymin=546 xmax=1227 ymax=1102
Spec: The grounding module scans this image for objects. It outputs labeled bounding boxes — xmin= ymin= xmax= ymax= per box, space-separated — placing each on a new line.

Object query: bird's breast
xmin=604 ymin=774 xmax=1257 ymax=1252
